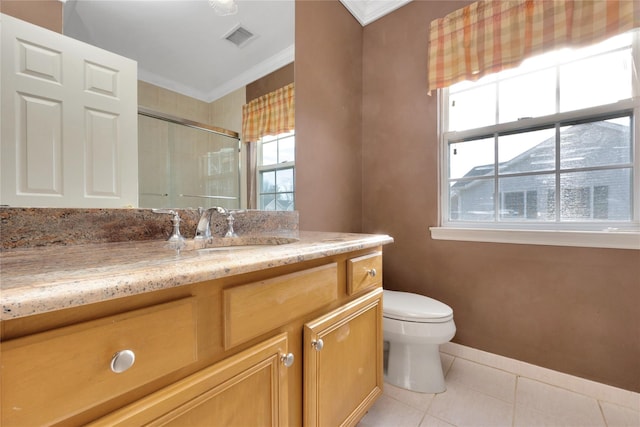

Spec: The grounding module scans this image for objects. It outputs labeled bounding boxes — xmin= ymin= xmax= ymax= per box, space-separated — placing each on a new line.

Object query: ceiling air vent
xmin=224 ymin=26 xmax=255 ymax=48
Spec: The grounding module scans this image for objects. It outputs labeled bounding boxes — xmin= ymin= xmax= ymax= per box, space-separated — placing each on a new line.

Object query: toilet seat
xmin=383 ymin=290 xmax=453 ymax=323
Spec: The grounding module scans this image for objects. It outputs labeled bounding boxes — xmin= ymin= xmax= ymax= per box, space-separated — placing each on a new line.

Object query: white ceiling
xmin=62 ymin=0 xmax=410 ymax=104
xmin=63 ymin=0 xmax=295 ymax=103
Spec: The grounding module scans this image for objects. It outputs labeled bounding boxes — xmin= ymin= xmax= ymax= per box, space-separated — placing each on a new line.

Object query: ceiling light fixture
xmin=209 ymin=0 xmax=238 ymax=16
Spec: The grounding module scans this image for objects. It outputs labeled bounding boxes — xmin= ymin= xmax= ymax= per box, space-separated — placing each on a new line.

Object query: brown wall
xmin=295 ymin=0 xmax=363 ymax=232
xmin=360 ymin=1 xmax=640 ymax=392
xmin=6 ymin=0 xmax=638 ymax=392
xmin=0 ymin=0 xmax=62 ymax=33
xmin=246 ymin=63 xmax=294 ymax=103
xmin=295 ymin=0 xmax=640 ymax=392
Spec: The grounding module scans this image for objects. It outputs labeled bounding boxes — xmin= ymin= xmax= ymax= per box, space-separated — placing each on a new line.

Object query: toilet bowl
xmin=383 ymin=289 xmax=456 ymax=393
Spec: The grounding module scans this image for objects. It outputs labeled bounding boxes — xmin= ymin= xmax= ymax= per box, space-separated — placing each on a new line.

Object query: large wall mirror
xmin=1 ymin=0 xmax=294 ymax=209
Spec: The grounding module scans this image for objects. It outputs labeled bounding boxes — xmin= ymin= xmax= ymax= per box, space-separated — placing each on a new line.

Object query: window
xmin=501 ymin=190 xmax=538 ymax=220
xmin=257 ymin=131 xmax=295 ymax=211
xmin=435 ymin=31 xmax=639 ymax=248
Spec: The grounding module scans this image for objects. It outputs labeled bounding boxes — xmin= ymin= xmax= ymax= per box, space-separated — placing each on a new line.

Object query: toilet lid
xmin=383 ymin=290 xmax=453 ymax=322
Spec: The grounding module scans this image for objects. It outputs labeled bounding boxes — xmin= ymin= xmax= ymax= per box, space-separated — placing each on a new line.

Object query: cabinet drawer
xmin=347 ymin=252 xmax=382 ymax=295
xmin=224 ymin=263 xmax=338 ymax=349
xmin=1 ymin=298 xmax=198 ymax=426
xmin=88 ymin=332 xmax=290 ymax=427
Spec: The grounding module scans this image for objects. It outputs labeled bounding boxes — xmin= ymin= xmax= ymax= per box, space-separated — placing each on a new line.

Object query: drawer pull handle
xmin=311 ymin=339 xmax=324 ymax=351
xmin=367 ymin=268 xmax=377 ymax=278
xmin=281 ymin=353 xmax=295 ymax=368
xmin=110 ymin=350 xmax=136 ymax=373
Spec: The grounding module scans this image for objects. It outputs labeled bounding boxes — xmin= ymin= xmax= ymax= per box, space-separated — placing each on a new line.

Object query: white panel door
xmin=1 ymin=13 xmax=138 ymax=208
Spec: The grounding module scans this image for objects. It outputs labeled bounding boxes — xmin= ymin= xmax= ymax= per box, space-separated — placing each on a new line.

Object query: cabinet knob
xmin=281 ymin=353 xmax=295 ymax=368
xmin=311 ymin=339 xmax=324 ymax=351
xmin=110 ymin=349 xmax=135 ymax=373
xmin=367 ymin=268 xmax=377 ymax=277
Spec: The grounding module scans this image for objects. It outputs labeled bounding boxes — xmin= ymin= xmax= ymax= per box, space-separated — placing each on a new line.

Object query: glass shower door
xmin=138 ymin=114 xmax=240 ymax=210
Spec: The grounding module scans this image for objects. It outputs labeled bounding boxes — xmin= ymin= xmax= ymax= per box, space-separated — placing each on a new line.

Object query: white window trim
xmin=429 ymin=227 xmax=640 ymax=250
xmin=433 ymin=105 xmax=640 ymax=250
xmin=256 ymin=133 xmax=295 ymax=211
xmin=256 ymin=162 xmax=295 ymax=195
xmin=433 ymin=33 xmax=640 ymax=250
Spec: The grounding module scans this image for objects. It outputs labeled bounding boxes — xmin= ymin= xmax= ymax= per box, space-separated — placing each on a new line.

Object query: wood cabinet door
xmin=89 ymin=333 xmax=291 ymax=427
xmin=303 ymin=288 xmax=383 ymax=427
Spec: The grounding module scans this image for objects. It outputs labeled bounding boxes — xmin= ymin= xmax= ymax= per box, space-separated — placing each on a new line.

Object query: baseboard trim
xmin=440 ymin=342 xmax=639 ymax=411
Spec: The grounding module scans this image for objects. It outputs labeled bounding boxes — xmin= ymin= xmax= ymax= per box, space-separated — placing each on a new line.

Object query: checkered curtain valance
xmin=427 ymin=0 xmax=639 ymax=93
xmin=242 ymin=83 xmax=295 ymax=143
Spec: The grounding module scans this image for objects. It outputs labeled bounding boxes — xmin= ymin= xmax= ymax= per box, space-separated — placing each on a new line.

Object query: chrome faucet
xmin=195 ymin=206 xmax=228 ymax=240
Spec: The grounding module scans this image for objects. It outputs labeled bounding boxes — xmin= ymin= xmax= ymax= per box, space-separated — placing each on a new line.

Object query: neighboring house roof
xmin=452 ymin=120 xmax=630 ymax=191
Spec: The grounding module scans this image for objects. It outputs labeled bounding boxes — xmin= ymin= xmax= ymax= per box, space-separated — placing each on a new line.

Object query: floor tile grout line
xmin=440 ymin=346 xmax=639 ymax=411
xmin=378 ymin=377 xmax=630 ymax=427
xmin=443 ymin=355 xmax=456 ymax=378
xmin=441 ymin=354 xmax=615 ymax=426
xmin=373 ymin=352 xmax=638 ymax=427
xmin=512 ymin=375 xmax=519 ymax=427
xmin=369 ymin=354 xmax=638 ymax=427
xmin=416 ymin=410 xmax=427 ymax=427
xmin=511 ymin=376 xmax=617 ymax=427
xmin=381 ymin=388 xmax=435 ymax=417
xmin=515 ymin=374 xmax=632 ymax=413
xmin=441 ymin=354 xmax=519 ymax=407
xmin=440 ymin=351 xmax=639 ymax=412
xmin=597 ymin=399 xmax=609 ymax=427
xmin=429 ymin=413 xmax=459 ymax=427
xmin=441 ymin=351 xmax=535 ymax=379
xmin=424 ymin=389 xmax=435 ymax=414
xmin=445 ymin=376 xmax=517 ymax=407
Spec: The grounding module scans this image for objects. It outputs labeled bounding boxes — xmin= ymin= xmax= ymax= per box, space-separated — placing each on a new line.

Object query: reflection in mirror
xmin=62 ymin=0 xmax=294 ymax=209
xmin=2 ymin=1 xmax=294 ymax=209
xmin=62 ymin=0 xmax=295 ymax=103
xmin=138 ymin=111 xmax=240 ymax=210
xmin=258 ymin=131 xmax=295 ymax=210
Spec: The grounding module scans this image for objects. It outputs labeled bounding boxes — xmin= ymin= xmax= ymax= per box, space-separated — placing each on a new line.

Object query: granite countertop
xmin=0 ymin=231 xmax=393 ymax=320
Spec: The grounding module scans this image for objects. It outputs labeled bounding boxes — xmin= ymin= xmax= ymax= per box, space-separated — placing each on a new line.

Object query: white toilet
xmin=383 ymin=289 xmax=456 ymax=393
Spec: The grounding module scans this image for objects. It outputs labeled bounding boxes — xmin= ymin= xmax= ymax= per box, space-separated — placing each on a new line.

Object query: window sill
xmin=429 ymin=227 xmax=640 ymax=250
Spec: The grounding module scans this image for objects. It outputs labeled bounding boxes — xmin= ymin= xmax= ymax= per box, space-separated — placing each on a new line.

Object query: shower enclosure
xmin=137 ymin=108 xmax=241 ymax=210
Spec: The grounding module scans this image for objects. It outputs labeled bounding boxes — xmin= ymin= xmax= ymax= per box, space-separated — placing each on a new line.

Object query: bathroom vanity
xmin=0 ymin=231 xmax=392 ymax=426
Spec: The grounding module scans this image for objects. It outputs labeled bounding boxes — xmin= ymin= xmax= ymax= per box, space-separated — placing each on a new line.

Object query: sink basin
xmin=187 ymin=235 xmax=298 ymax=253
xmin=197 ymin=245 xmax=266 ymax=254
xmin=177 ymin=235 xmax=299 ymax=255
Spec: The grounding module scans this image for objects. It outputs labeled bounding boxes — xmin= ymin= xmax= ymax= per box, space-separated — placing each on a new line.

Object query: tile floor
xmin=358 ymin=351 xmax=640 ymax=427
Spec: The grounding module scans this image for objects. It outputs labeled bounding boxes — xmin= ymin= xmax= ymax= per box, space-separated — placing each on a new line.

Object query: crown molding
xmin=339 ymin=0 xmax=412 ymax=26
xmin=138 ymin=44 xmax=294 ymax=104
xmin=204 ymin=44 xmax=295 ymax=103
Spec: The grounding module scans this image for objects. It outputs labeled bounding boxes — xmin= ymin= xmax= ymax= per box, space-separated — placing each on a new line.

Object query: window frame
xmin=431 ymin=32 xmax=640 ymax=250
xmin=256 ymin=132 xmax=295 ymax=211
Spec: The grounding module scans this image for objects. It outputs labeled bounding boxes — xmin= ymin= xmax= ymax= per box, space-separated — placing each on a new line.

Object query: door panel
xmin=1 ymin=13 xmax=137 ymax=207
xmin=304 ymin=288 xmax=383 ymax=427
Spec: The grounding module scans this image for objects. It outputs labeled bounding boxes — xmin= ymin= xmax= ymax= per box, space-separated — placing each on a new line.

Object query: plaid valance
xmin=242 ymin=83 xmax=295 ymax=143
xmin=428 ymin=0 xmax=639 ymax=93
